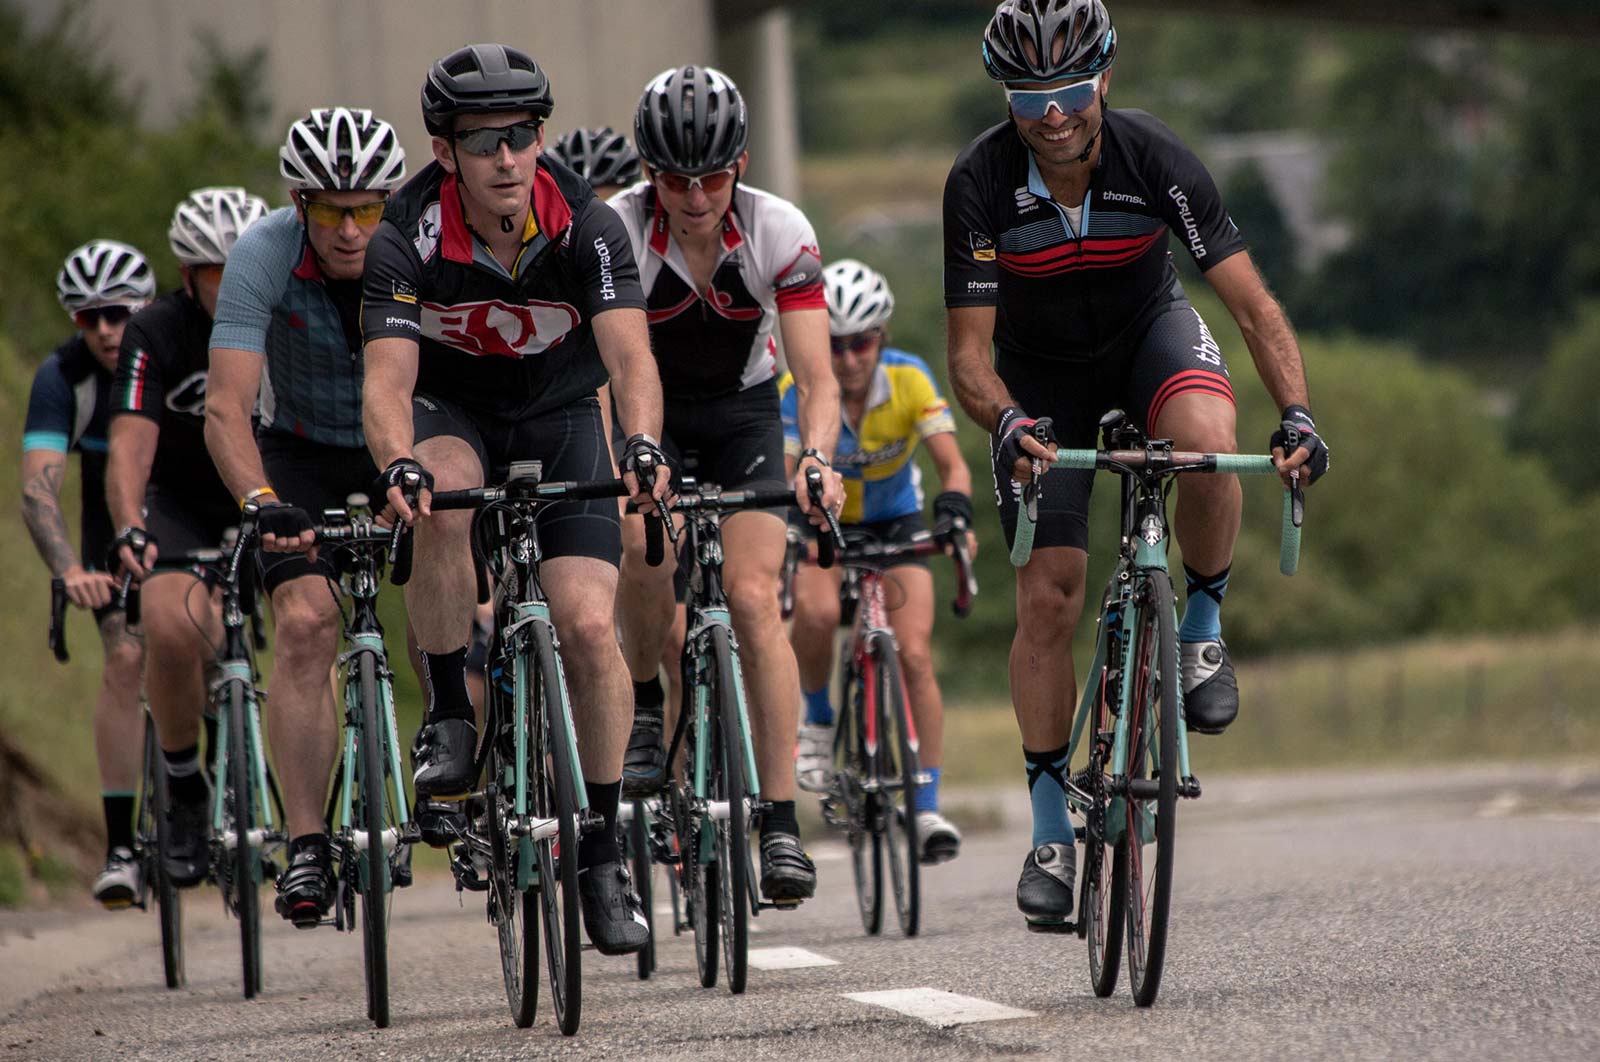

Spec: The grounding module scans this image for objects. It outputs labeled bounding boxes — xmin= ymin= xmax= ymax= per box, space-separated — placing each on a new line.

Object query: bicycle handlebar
xmin=805 ymin=467 xmax=843 ymax=570
xmin=431 ymin=474 xmax=665 ymax=574
xmin=48 ymin=578 xmax=69 ymax=663
xmin=782 ymin=520 xmax=978 ymax=619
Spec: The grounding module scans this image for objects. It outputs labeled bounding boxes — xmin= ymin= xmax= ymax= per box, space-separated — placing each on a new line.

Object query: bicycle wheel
xmin=1083 ymin=654 xmax=1126 ymax=997
xmin=355 ymin=652 xmax=392 ymax=1027
xmin=628 ymin=801 xmax=655 ymax=980
xmin=485 ymin=625 xmax=539 ymax=1028
xmin=141 ymin=714 xmax=185 ymax=988
xmin=707 ymin=625 xmax=749 ymax=994
xmin=870 ymin=635 xmax=920 ymax=938
xmin=1124 ymin=578 xmax=1179 ymax=1007
xmin=531 ymin=622 xmax=582 ymax=1035
xmin=841 ymin=661 xmax=883 ymax=935
xmin=224 ymin=678 xmax=262 ymax=998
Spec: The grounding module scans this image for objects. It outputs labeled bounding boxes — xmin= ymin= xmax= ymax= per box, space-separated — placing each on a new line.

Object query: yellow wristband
xmin=240 ymin=486 xmax=277 ymax=510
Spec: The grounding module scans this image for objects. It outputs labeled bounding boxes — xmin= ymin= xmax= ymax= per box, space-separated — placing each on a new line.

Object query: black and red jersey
xmin=944 ymin=108 xmax=1246 ymax=363
xmin=361 ymin=158 xmax=646 ymax=421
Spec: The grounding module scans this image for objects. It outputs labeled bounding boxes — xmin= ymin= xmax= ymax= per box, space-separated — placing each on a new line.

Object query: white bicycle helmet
xmin=55 ymin=239 xmax=156 ymax=313
xmin=823 ymin=258 xmax=895 ymax=336
xmin=167 ymin=187 xmax=270 ymax=266
xmin=280 ymin=107 xmax=407 ymax=191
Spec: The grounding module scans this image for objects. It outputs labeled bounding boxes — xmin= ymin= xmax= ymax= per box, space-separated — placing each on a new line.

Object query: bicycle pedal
xmin=1026 ymin=917 xmax=1076 ymax=935
xmin=760 ymin=898 xmax=802 ymax=912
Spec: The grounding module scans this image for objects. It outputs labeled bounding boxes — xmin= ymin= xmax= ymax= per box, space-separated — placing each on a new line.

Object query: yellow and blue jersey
xmin=780 ymin=348 xmax=957 ymax=524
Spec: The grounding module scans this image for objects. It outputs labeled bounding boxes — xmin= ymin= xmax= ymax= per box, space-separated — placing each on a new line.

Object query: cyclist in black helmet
xmin=548 ymin=126 xmax=641 ymax=201
xmin=360 ymin=43 xmax=671 ymax=957
xmin=610 ymin=64 xmax=844 ymax=908
xmin=945 ymin=0 xmax=1329 ymax=930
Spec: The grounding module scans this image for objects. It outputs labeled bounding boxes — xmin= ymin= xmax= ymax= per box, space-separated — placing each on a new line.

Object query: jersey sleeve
xmin=360 ymin=220 xmax=426 ymax=343
xmin=763 ymin=201 xmax=825 ymax=313
xmin=943 ymin=150 xmax=1002 ymax=307
xmin=570 ymin=199 xmax=647 ymax=319
xmin=113 ymin=317 xmax=165 ymax=421
xmin=23 ymin=356 xmax=74 ymax=453
xmin=1153 ymin=134 xmax=1246 ymax=272
xmin=209 ymin=218 xmax=293 ymax=355
xmin=777 ymin=371 xmax=802 ymax=458
xmin=903 ymin=358 xmax=958 ymax=440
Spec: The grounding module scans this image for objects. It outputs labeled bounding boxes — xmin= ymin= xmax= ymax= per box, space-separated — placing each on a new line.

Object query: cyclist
xmin=23 ymin=240 xmax=155 ymax=906
xmin=942 ymin=0 xmax=1329 ymax=929
xmin=359 ymin=44 xmax=670 ymax=956
xmin=547 ymin=126 xmax=642 ymax=201
xmin=610 ymin=64 xmax=845 ymax=907
xmin=782 ymin=258 xmax=974 ymax=866
xmin=203 ymin=107 xmax=406 ymax=926
xmin=108 ymin=187 xmax=269 ymax=889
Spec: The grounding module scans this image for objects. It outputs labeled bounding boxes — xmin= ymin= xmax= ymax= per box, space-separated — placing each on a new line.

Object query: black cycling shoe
xmin=621 ymin=703 xmax=666 ymax=799
xmin=759 ymin=832 xmax=816 ymax=906
xmin=412 ymin=718 xmax=479 ymax=799
xmin=162 ymin=786 xmax=211 ymax=888
xmin=1182 ymin=640 xmax=1239 ymax=734
xmin=414 ymin=799 xmax=471 ymax=849
xmin=578 ymin=860 xmax=650 ymax=956
xmin=1017 ymin=842 xmax=1076 ymax=932
xmin=274 ymin=840 xmax=334 ymax=929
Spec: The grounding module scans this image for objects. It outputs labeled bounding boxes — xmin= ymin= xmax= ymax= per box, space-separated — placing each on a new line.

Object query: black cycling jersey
xmin=112 ymin=289 xmax=232 ymax=509
xmin=361 ymin=158 xmax=646 ymax=421
xmin=944 ymin=108 xmax=1246 ymax=363
xmin=23 ymin=334 xmax=113 ymax=566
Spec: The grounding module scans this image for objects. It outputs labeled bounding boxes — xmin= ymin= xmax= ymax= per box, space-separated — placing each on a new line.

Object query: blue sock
xmin=803 ymin=686 xmax=834 ymax=727
xmin=914 ymin=766 xmax=941 ymax=814
xmin=1179 ymin=563 xmax=1229 ymax=642
xmin=1024 ymin=743 xmax=1073 ymax=848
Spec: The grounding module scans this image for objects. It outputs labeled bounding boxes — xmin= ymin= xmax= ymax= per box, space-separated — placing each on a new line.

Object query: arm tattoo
xmin=22 ymin=461 xmax=78 ymax=575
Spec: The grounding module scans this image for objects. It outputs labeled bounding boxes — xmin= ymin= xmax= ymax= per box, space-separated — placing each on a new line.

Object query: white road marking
xmin=844 ymin=988 xmax=1036 ymax=1027
xmin=1477 ymin=791 xmax=1522 ymax=818
xmin=747 ymin=946 xmax=839 ymax=970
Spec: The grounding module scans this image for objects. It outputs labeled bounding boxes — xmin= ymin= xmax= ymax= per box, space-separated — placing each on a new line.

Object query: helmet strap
xmin=1071 ymin=91 xmax=1108 ymax=165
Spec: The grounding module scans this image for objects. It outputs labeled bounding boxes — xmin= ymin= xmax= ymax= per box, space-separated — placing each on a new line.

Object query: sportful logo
xmin=1167 ymin=186 xmax=1206 ymax=259
xmin=423 ymin=298 xmax=580 ymax=358
xmin=1014 ymin=186 xmax=1039 ymax=212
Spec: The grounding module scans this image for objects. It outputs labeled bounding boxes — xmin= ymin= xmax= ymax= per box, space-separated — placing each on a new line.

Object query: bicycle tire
xmin=628 ymin=801 xmax=656 ymax=980
xmin=356 ymin=652 xmax=392 ymax=1028
xmin=871 ymin=635 xmax=920 ymax=938
xmin=1084 ymin=655 xmax=1126 ymax=998
xmin=530 ymin=622 xmax=582 ymax=1036
xmin=842 ymin=659 xmax=883 ymax=935
xmin=142 ymin=714 xmax=185 ymax=988
xmin=708 ymin=625 xmax=749 ymax=994
xmin=225 ymin=678 xmax=262 ymax=998
xmin=1124 ymin=578 xmax=1179 ymax=1007
xmin=487 ymin=735 xmax=538 ymax=1027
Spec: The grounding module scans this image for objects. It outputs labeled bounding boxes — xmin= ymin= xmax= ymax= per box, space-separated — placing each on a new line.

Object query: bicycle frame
xmin=843 ymin=567 xmax=920 ymax=775
xmin=209 ymin=532 xmax=279 ymax=864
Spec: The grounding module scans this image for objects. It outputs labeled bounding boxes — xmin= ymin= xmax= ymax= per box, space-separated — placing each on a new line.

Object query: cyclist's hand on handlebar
xmin=257 ymin=501 xmax=318 ymax=561
xmin=996 ymin=406 xmax=1055 ymax=483
xmin=374 ymin=458 xmax=434 ymax=526
xmin=794 ymin=453 xmax=843 ymax=527
xmin=933 ymin=490 xmax=980 ymax=559
xmin=619 ymin=433 xmax=674 ymax=515
xmin=1269 ymin=405 xmax=1330 ymax=488
xmin=61 ymin=564 xmax=116 ymax=610
xmin=112 ymin=526 xmax=157 ymax=582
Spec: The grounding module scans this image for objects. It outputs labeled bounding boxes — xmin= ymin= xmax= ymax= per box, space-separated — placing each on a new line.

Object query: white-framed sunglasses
xmin=1005 ymin=72 xmax=1102 ymax=120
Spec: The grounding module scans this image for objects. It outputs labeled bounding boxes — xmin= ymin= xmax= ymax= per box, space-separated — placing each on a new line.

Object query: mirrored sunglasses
xmin=652 ymin=166 xmax=737 ymax=195
xmin=830 ymin=331 xmax=881 ymax=356
xmin=1005 ymin=73 xmax=1102 ymax=121
xmin=74 ymin=305 xmax=135 ymax=329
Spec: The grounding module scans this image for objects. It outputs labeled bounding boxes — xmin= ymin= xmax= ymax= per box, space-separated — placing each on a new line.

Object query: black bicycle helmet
xmin=421 ymin=44 xmax=554 ymax=136
xmin=982 ymin=0 xmax=1117 ymax=83
xmin=634 ymin=65 xmax=748 ymax=176
xmin=548 ymin=126 xmax=641 ymax=188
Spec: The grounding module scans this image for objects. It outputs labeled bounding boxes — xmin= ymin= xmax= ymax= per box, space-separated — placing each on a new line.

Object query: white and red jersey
xmin=611 ymin=182 xmax=824 ymax=401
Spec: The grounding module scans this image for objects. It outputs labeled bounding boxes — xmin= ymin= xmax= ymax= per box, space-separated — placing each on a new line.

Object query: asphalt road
xmin=4 ymin=761 xmax=1598 ymax=1061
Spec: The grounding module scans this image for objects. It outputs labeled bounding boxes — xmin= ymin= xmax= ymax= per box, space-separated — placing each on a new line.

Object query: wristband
xmin=240 ymin=486 xmax=277 ymax=510
xmin=800 ymin=447 xmax=831 ymax=468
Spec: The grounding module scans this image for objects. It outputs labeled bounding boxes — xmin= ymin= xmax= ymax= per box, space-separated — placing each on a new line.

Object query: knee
xmin=898 ymin=641 xmax=936 ymax=685
xmin=1174 ymin=412 xmax=1237 ymax=456
xmin=558 ymin=603 xmax=617 ymax=664
xmin=728 ymin=574 xmax=781 ymax=633
xmin=102 ymin=637 xmax=144 ymax=685
xmin=791 ymin=585 xmax=839 ymax=640
xmin=272 ymin=586 xmax=339 ymax=658
xmin=1016 ymin=573 xmax=1083 ymax=641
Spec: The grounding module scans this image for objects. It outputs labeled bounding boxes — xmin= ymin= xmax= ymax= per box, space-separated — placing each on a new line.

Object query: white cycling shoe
xmin=916 ymin=811 xmax=962 ymax=865
xmin=93 ymin=847 xmax=142 ymax=909
xmin=795 ymin=724 xmax=834 ymax=793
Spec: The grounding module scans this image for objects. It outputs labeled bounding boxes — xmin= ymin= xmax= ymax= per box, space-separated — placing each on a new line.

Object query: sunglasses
xmin=74 ymin=305 xmax=135 ymax=329
xmin=1005 ymin=73 xmax=1102 ymax=121
xmin=301 ymin=197 xmax=387 ymax=228
xmin=830 ymin=331 xmax=881 ymax=356
xmin=452 ymin=120 xmax=541 ymax=157
xmin=651 ymin=166 xmax=737 ymax=195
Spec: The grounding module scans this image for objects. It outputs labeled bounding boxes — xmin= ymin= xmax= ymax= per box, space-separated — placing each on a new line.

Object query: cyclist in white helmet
xmin=204 ymin=108 xmax=407 ymax=925
xmin=782 ymin=259 xmax=976 ymax=864
xmin=107 ymin=186 xmax=268 ymax=890
xmin=23 ymin=240 xmax=154 ymax=906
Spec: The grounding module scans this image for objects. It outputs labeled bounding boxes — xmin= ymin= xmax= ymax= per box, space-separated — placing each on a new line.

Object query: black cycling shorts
xmin=845 ymin=511 xmax=930 ymax=570
xmin=257 ymin=431 xmax=379 ymax=596
xmin=616 ymin=378 xmax=789 ymax=498
xmin=414 ymin=391 xmax=621 ymax=566
xmin=143 ymin=486 xmax=238 ymax=575
xmin=991 ymin=296 xmax=1234 ymax=553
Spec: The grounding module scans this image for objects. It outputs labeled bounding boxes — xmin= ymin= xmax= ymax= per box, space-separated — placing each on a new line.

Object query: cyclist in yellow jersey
xmin=780 ymin=259 xmax=977 ymax=864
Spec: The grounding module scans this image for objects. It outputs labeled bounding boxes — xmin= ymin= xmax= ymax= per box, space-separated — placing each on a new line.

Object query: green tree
xmin=1515 ymin=301 xmax=1600 ymax=494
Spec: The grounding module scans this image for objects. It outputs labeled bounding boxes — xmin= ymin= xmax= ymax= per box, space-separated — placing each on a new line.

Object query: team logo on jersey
xmin=414 ymin=203 xmax=442 ymax=261
xmin=391 ymin=278 xmax=418 ymax=305
xmin=1014 ymin=186 xmax=1039 ymax=212
xmin=970 ymin=233 xmax=996 ymax=262
xmin=423 ymin=298 xmax=580 ymax=359
xmin=166 ymin=371 xmax=208 ymax=416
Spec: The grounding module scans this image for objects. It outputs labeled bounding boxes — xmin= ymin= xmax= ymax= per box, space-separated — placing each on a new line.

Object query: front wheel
xmin=1083 ymin=663 xmax=1125 ymax=998
xmin=708 ymin=625 xmax=749 ymax=994
xmin=141 ymin=713 xmax=184 ymax=989
xmin=841 ymin=660 xmax=883 ymax=936
xmin=223 ymin=678 xmax=262 ymax=999
xmin=531 ymin=623 xmax=583 ymax=1036
xmin=628 ymin=801 xmax=656 ymax=980
xmin=872 ymin=635 xmax=920 ymax=938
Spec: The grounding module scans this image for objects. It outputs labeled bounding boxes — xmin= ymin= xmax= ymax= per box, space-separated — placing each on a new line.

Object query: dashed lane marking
xmin=747 ymin=946 xmax=839 ymax=970
xmin=844 ymin=988 xmax=1036 ymax=1028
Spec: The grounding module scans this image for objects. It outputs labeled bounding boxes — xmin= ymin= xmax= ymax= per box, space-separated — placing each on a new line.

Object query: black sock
xmin=102 ymin=793 xmax=135 ymax=854
xmin=762 ymin=800 xmax=799 ymax=839
xmin=578 ymin=779 xmax=622 ymax=867
xmin=420 ymin=645 xmax=474 ymax=724
xmin=163 ymin=744 xmax=206 ymax=804
xmin=633 ymin=677 xmax=664 ymax=712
